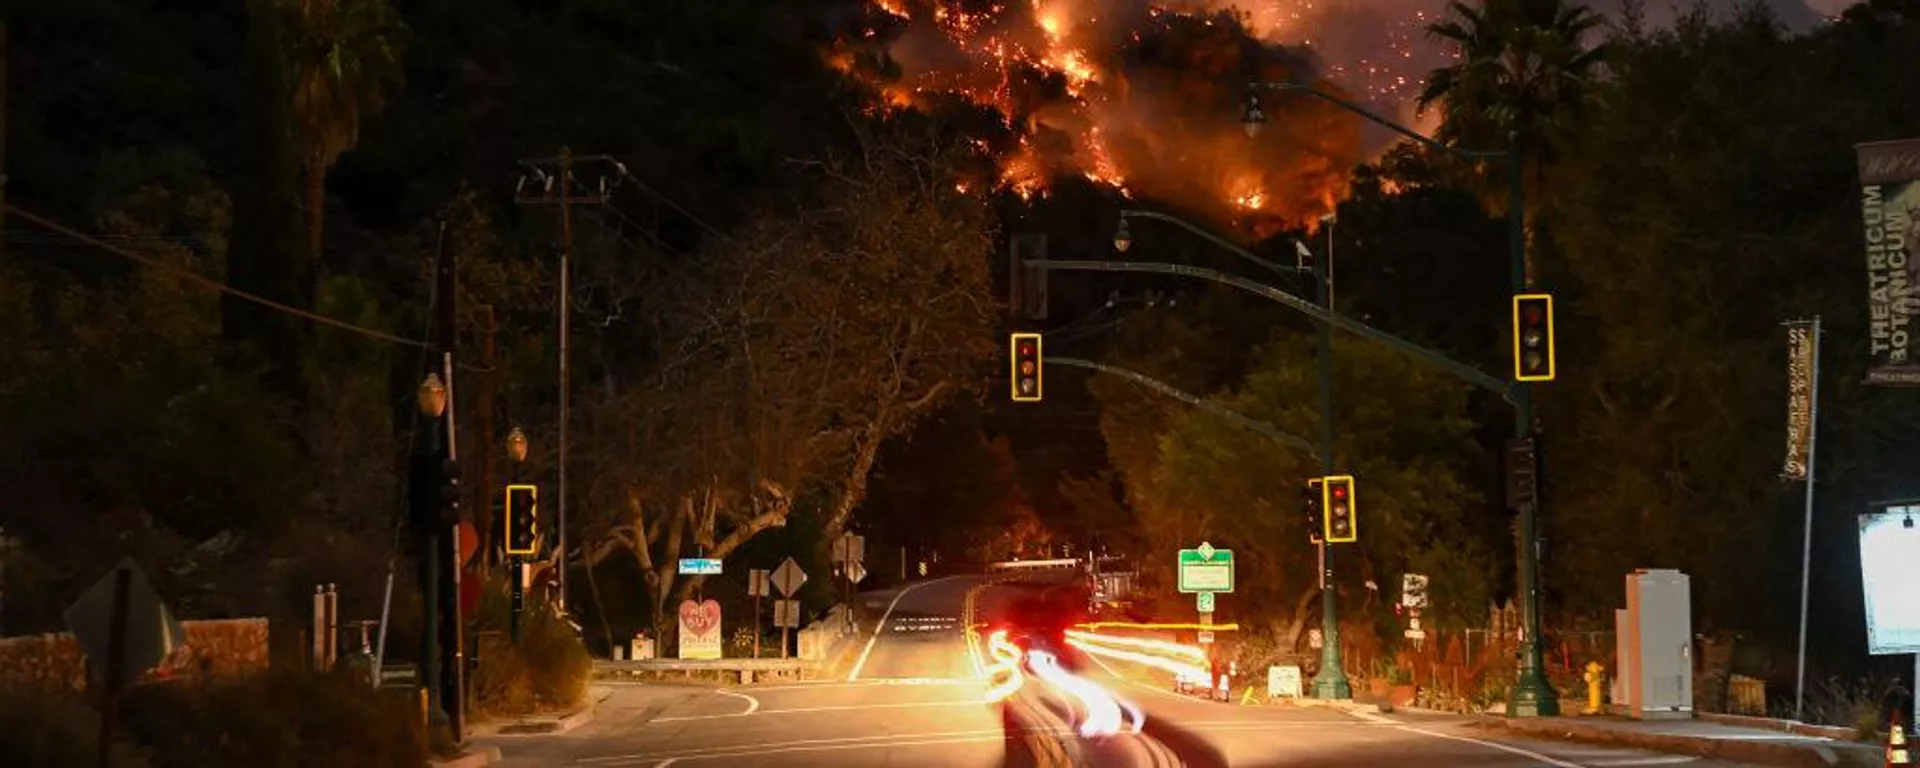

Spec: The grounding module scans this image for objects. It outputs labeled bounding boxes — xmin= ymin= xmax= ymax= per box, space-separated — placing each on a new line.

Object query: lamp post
xmin=505 ymin=427 xmax=529 ymax=643
xmin=415 ymin=373 xmax=451 ymax=732
xmin=1243 ymin=81 xmax=1557 ymax=715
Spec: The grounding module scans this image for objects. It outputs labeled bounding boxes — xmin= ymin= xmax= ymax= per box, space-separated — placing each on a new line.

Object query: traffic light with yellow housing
xmin=504 ymin=484 xmax=538 ymax=556
xmin=1322 ymin=475 xmax=1357 ymax=543
xmin=1010 ymin=332 xmax=1043 ymax=402
xmin=1513 ymin=293 xmax=1556 ymax=382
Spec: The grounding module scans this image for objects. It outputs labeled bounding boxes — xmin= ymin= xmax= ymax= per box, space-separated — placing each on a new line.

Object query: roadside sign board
xmin=773 ymin=600 xmax=802 ymax=628
xmin=1177 ymin=542 xmax=1234 ymax=593
xmin=379 ymin=663 xmax=420 ymax=688
xmin=748 ymin=569 xmax=771 ymax=597
xmin=1198 ymin=630 xmax=1215 ymax=644
xmin=1268 ymin=665 xmax=1303 ymax=698
xmin=1196 ymin=592 xmax=1216 ymax=613
xmin=1401 ymin=573 xmax=1430 ymax=610
xmin=772 ymin=558 xmax=807 ymax=597
xmin=677 ymin=558 xmax=722 ymax=576
xmin=848 ymin=560 xmax=868 ymax=585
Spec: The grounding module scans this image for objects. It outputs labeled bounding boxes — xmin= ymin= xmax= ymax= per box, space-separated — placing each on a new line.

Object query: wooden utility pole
xmin=512 ymin=150 xmax=624 ymax=612
xmin=476 ymin=304 xmax=498 ymax=567
xmin=3 ymin=17 xmax=11 ymax=262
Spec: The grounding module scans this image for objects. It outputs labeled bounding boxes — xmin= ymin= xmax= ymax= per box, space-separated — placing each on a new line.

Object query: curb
xmin=487 ymin=686 xmax=609 ymax=736
xmin=1467 ymin=716 xmax=1866 ymax=768
xmin=1696 ymin=711 xmax=1861 ymax=741
xmin=429 ymin=746 xmax=502 ymax=768
xmin=1271 ymin=697 xmax=1384 ymax=715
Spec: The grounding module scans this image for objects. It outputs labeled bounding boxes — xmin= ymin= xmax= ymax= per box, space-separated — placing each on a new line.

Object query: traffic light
xmin=438 ymin=459 xmax=462 ymax=529
xmin=504 ymin=484 xmax=538 ymax=556
xmin=1322 ymin=475 xmax=1357 ymax=543
xmin=1010 ymin=332 xmax=1043 ymax=402
xmin=1302 ymin=478 xmax=1324 ymax=543
xmin=1512 ymin=293 xmax=1556 ymax=382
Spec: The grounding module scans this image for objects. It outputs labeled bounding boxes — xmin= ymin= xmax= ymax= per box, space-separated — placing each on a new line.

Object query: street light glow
xmin=1113 ymin=219 xmax=1133 ymax=253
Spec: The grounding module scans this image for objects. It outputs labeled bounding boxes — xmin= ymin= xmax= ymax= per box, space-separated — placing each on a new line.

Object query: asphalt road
xmin=484 ymin=575 xmax=1758 ymax=767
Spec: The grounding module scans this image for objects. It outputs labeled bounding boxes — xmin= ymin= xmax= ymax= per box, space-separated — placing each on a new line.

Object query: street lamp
xmin=413 ymin=372 xmax=451 ymax=733
xmin=1244 ymin=80 xmax=1556 ymax=716
xmin=1113 ymin=219 xmax=1133 ymax=253
xmin=419 ymin=373 xmax=448 ymax=419
xmin=506 ymin=427 xmax=529 ymax=464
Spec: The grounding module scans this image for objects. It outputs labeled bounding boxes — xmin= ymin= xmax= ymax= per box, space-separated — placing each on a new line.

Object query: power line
xmin=6 ymin=204 xmax=431 ymax=350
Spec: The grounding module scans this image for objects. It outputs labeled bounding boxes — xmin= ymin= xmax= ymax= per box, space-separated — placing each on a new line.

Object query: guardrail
xmin=797 ymin=604 xmax=855 ymax=662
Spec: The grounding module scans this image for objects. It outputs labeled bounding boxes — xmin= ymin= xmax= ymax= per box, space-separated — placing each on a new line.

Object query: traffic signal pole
xmin=434 ymin=219 xmax=468 ymax=742
xmin=1505 ymin=131 xmax=1558 ymax=716
xmin=1310 ymin=247 xmax=1351 ymax=700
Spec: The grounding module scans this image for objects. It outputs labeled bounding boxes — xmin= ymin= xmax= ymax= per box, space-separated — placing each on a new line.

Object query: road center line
xmin=712 ymin=689 xmax=758 ymax=715
xmin=651 ymin=699 xmax=982 ymax=723
xmin=578 ymin=727 xmax=1052 ymax=764
xmin=602 ymin=734 xmax=1011 ymax=765
xmin=1394 ymin=724 xmax=1587 ymax=767
xmin=848 ymin=575 xmax=967 ymax=681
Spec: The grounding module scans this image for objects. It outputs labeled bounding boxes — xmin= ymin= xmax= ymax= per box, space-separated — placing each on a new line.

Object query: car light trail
xmin=1065 ymin=634 xmax=1212 ymax=683
xmin=1064 ymin=630 xmax=1209 ymax=665
xmin=1027 ymin=648 xmax=1134 ymax=737
xmin=1075 ymin=621 xmax=1241 ymax=632
xmin=982 ymin=630 xmax=1027 ymax=703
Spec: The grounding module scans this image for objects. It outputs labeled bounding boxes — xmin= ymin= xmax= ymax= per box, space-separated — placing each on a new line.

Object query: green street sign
xmin=1197 ymin=591 xmax=1216 ymax=612
xmin=1177 ymin=541 xmax=1234 ymax=593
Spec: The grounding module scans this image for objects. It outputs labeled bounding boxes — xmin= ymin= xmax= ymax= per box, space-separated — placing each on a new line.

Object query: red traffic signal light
xmin=1512 ymin=294 xmax=1556 ymax=382
xmin=504 ymin=484 xmax=538 ymax=556
xmin=1321 ymin=475 xmax=1357 ymax=543
xmin=1010 ymin=332 xmax=1043 ymax=403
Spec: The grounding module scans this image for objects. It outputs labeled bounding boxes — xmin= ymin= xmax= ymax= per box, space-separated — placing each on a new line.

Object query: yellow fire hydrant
xmin=1583 ymin=661 xmax=1606 ymax=715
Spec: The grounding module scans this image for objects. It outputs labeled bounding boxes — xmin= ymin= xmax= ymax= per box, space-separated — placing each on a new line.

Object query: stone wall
xmin=0 ymin=618 xmax=270 ymax=690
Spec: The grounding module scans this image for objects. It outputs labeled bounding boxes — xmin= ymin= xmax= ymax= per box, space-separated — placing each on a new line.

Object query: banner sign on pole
xmin=1856 ymin=138 xmax=1920 ymax=385
xmin=1784 ymin=322 xmax=1817 ymax=479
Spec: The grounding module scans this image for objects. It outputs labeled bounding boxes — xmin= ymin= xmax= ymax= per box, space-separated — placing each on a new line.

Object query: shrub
xmin=0 ymin=684 xmax=148 ymax=768
xmin=470 ymin=575 xmax=591 ymax=717
xmin=118 ymin=669 xmax=426 ymax=768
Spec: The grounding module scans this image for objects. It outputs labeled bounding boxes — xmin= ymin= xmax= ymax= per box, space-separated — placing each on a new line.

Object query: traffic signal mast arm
xmin=1046 ymin=355 xmax=1317 ymax=459
xmin=1024 ymin=258 xmax=1516 ymax=403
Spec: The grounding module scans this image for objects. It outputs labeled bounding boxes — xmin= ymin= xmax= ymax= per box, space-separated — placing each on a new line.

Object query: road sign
xmin=64 ymin=559 xmax=186 ymax=691
xmin=832 ymin=534 xmax=866 ymax=564
xmin=677 ymin=558 xmax=722 ymax=576
xmin=1198 ymin=631 xmax=1215 ymax=644
xmin=378 ymin=663 xmax=420 ymax=687
xmin=1404 ymin=628 xmax=1428 ymax=641
xmin=772 ymin=557 xmax=807 ymax=597
xmin=749 ymin=569 xmax=771 ymax=597
xmin=773 ymin=599 xmax=802 ymax=628
xmin=1177 ymin=541 xmax=1234 ymax=593
xmin=1401 ymin=573 xmax=1430 ymax=610
xmin=1196 ymin=592 xmax=1216 ymax=613
xmin=848 ymin=560 xmax=868 ymax=585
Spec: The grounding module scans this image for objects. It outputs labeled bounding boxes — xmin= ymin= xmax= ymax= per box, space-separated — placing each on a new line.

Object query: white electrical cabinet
xmin=1616 ymin=568 xmax=1693 ymax=719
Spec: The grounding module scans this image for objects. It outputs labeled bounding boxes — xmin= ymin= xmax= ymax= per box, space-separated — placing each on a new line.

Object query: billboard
xmin=1856 ymin=139 xmax=1920 ymax=385
xmin=1857 ymin=510 xmax=1920 ymax=655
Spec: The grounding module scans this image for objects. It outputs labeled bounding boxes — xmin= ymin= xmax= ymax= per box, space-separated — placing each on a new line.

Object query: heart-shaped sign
xmin=678 ymin=599 xmax=722 ymax=638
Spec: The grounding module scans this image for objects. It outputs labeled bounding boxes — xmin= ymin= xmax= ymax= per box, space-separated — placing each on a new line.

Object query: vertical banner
xmin=1856 ymin=139 xmax=1920 ymax=384
xmin=1782 ymin=322 xmax=1815 ymax=479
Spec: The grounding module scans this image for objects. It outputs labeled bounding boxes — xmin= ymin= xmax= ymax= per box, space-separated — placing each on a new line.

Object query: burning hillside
xmin=828 ymin=0 xmax=1406 ymax=237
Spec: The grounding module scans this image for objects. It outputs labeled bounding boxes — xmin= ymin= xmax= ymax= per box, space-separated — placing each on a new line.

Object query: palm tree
xmin=1417 ymin=0 xmax=1607 ymax=278
xmin=284 ymin=0 xmax=406 ymax=266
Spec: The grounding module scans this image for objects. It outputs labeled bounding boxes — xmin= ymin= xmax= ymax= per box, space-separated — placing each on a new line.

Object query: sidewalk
xmin=1466 ymin=714 xmax=1883 ymax=767
xmin=467 ymin=685 xmax=612 ymax=738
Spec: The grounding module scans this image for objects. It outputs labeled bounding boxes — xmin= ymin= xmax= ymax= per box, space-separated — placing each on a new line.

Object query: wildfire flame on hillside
xmin=828 ymin=0 xmax=1448 ymax=236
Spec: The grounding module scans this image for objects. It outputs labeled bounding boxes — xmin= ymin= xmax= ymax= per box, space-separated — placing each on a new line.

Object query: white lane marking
xmin=712 ymin=689 xmax=759 ymax=715
xmin=603 ymin=734 xmax=1008 ymax=765
xmin=651 ymin=760 xmax=676 ymax=768
xmin=1589 ymin=758 xmax=1697 ymax=766
xmin=1394 ymin=724 xmax=1588 ymax=767
xmin=1081 ymin=647 xmax=1196 ymax=703
xmin=1346 ymin=708 xmax=1396 ymax=724
xmin=744 ymin=678 xmax=976 ymax=690
xmin=651 ymin=699 xmax=982 ymax=722
xmin=577 ymin=727 xmax=1062 ymax=764
xmin=848 ymin=575 xmax=969 ymax=681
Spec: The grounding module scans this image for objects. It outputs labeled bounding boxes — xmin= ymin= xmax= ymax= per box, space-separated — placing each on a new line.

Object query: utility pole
xmin=2 ymin=16 xmax=10 ymax=263
xmin=433 ymin=220 xmax=467 ymax=742
xmin=477 ymin=305 xmax=498 ymax=567
xmin=513 ymin=149 xmax=624 ymax=613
